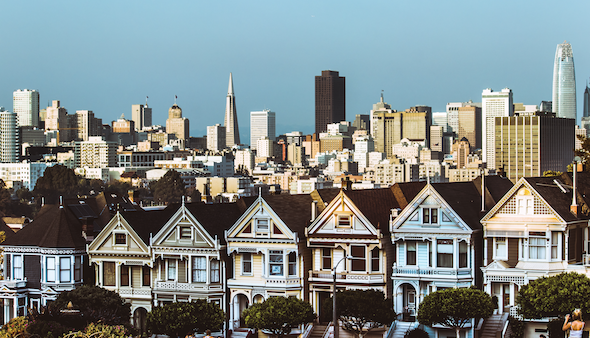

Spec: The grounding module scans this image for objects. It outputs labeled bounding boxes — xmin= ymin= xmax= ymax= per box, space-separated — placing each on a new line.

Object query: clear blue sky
xmin=1 ymin=0 xmax=589 ymax=144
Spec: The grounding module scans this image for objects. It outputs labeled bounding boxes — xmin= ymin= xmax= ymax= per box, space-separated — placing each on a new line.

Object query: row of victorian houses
xmin=0 ymin=172 xmax=589 ymax=337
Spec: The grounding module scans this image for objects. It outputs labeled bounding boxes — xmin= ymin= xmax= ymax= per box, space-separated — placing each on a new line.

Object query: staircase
xmin=232 ymin=328 xmax=251 ymax=338
xmin=308 ymin=324 xmax=328 ymax=338
xmin=390 ymin=322 xmax=415 ymax=338
xmin=479 ymin=313 xmax=509 ymax=338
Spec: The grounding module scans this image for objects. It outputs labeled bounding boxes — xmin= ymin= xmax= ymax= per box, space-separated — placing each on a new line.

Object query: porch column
xmin=509 ymin=283 xmax=515 ymax=307
xmin=432 ymin=237 xmax=437 ymax=268
xmin=453 ymin=238 xmax=458 ymax=269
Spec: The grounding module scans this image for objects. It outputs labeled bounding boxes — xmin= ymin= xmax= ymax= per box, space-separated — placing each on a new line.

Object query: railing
xmin=301 ymin=323 xmax=314 ymax=338
xmin=118 ymin=287 xmax=151 ymax=296
xmin=325 ymin=322 xmax=333 ymax=338
xmin=384 ymin=321 xmax=396 ymax=338
xmin=154 ymin=281 xmax=222 ymax=291
xmin=583 ymin=253 xmax=590 ymax=266
xmin=0 ymin=279 xmax=27 ymax=288
xmin=392 ymin=267 xmax=472 ymax=277
xmin=309 ymin=271 xmax=384 ymax=282
xmin=266 ymin=277 xmax=301 ymax=286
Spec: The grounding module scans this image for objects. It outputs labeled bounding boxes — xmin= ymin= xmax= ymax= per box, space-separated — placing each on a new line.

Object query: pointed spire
xmin=228 ymin=73 xmax=234 ymax=96
xmin=380 ymin=90 xmax=384 ymax=103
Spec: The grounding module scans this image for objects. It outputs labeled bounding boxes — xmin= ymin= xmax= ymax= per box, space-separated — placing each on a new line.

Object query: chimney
xmin=571 ymin=160 xmax=579 ymax=216
xmin=311 ymin=201 xmax=318 ymax=221
xmin=81 ymin=217 xmax=94 ymax=242
xmin=128 ymin=189 xmax=140 ymax=204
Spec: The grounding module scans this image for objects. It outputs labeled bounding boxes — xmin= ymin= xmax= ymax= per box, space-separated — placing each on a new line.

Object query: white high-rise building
xmin=131 ymin=104 xmax=153 ymax=131
xmin=207 ymin=124 xmax=226 ymax=152
xmin=446 ymin=102 xmax=462 ymax=134
xmin=552 ymin=41 xmax=576 ymax=120
xmin=13 ymin=89 xmax=39 ymax=127
xmin=0 ymin=108 xmax=19 ymax=163
xmin=74 ymin=136 xmax=117 ymax=168
xmin=482 ymin=88 xmax=513 ymax=169
xmin=432 ymin=112 xmax=448 ymax=132
xmin=256 ymin=137 xmax=274 ymax=158
xmin=250 ymin=110 xmax=276 ymax=150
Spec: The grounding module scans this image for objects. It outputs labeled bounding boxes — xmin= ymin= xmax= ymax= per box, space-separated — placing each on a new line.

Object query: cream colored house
xmin=225 ymin=194 xmax=313 ymax=330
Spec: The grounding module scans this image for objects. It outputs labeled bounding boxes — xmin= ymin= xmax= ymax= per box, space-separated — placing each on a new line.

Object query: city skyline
xmin=1 ymin=1 xmax=589 ymax=144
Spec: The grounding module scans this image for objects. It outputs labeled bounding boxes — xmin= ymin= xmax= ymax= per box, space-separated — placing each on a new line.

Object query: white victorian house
xmin=225 ymin=194 xmax=312 ymax=330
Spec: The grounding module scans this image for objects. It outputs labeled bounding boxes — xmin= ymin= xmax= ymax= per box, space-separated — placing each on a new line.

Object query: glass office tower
xmin=552 ymin=41 xmax=577 ymax=120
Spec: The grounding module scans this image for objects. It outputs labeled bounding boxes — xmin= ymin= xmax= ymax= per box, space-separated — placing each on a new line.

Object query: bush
xmin=508 ymin=316 xmax=525 ymax=338
xmin=547 ymin=318 xmax=565 ymax=338
xmin=0 ymin=316 xmax=28 ymax=338
xmin=405 ymin=327 xmax=429 ymax=338
xmin=25 ymin=319 xmax=67 ymax=338
xmin=64 ymin=322 xmax=132 ymax=338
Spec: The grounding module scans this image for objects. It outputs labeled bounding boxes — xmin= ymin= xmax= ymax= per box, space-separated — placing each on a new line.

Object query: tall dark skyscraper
xmin=315 ymin=70 xmax=345 ymax=135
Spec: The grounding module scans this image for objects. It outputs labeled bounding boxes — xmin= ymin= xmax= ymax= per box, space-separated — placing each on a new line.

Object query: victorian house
xmin=481 ymin=172 xmax=590 ymax=321
xmin=0 ymin=204 xmax=89 ymax=324
xmin=225 ymin=194 xmax=313 ymax=330
xmin=306 ymin=186 xmax=412 ymax=320
xmin=389 ymin=177 xmax=512 ymax=337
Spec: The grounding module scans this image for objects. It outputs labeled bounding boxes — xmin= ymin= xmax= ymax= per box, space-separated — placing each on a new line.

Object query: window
xmin=406 ymin=242 xmax=416 ymax=265
xmin=74 ymin=256 xmax=81 ymax=282
xmin=120 ymin=265 xmax=129 ymax=286
xmin=180 ymin=226 xmax=191 ymax=239
xmin=288 ymin=252 xmax=297 ymax=276
xmin=529 ymin=232 xmax=546 ymax=260
xmin=103 ymin=262 xmax=115 ymax=286
xmin=551 ymin=232 xmax=559 ymax=260
xmin=350 ymin=245 xmax=366 ymax=271
xmin=337 ymin=215 xmax=351 ymax=228
xmin=47 ymin=257 xmax=56 ymax=282
xmin=192 ymin=257 xmax=206 ymax=282
xmin=459 ymin=241 xmax=468 ymax=268
xmin=13 ymin=255 xmax=22 ymax=280
xmin=210 ymin=259 xmax=220 ymax=283
xmin=60 ymin=257 xmax=71 ymax=282
xmin=115 ymin=233 xmax=126 ymax=245
xmin=167 ymin=260 xmax=176 ymax=281
xmin=322 ymin=248 xmax=332 ymax=270
xmin=256 ymin=219 xmax=269 ymax=232
xmin=269 ymin=250 xmax=284 ymax=276
xmin=423 ymin=208 xmax=438 ymax=224
xmin=142 ymin=266 xmax=151 ymax=286
xmin=494 ymin=237 xmax=507 ymax=260
xmin=437 ymin=239 xmax=453 ymax=268
xmin=371 ymin=248 xmax=380 ymax=272
xmin=242 ymin=253 xmax=252 ymax=275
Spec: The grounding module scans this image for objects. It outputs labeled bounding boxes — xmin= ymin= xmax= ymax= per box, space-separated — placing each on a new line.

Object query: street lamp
xmin=333 ymin=256 xmax=352 ymax=338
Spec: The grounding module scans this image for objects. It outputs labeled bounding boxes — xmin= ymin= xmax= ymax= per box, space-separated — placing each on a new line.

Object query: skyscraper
xmin=166 ymin=102 xmax=189 ymax=149
xmin=0 ymin=107 xmax=18 ymax=163
xmin=131 ymin=103 xmax=152 ymax=131
xmin=482 ymin=88 xmax=513 ymax=169
xmin=13 ymin=89 xmax=39 ymax=127
xmin=552 ymin=41 xmax=576 ymax=120
xmin=457 ymin=105 xmax=482 ymax=151
xmin=583 ymin=81 xmax=590 ymax=118
xmin=370 ymin=95 xmax=400 ymax=158
xmin=224 ymin=73 xmax=240 ymax=148
xmin=315 ymin=70 xmax=345 ymax=135
xmin=250 ymin=110 xmax=276 ymax=150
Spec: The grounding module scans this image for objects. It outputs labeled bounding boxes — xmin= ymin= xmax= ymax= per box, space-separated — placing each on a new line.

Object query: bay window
xmin=269 ymin=250 xmax=284 ymax=276
xmin=350 ymin=245 xmax=366 ymax=272
xmin=288 ymin=252 xmax=297 ymax=276
xmin=192 ymin=257 xmax=206 ymax=282
xmin=47 ymin=257 xmax=56 ymax=282
xmin=406 ymin=242 xmax=416 ymax=266
xmin=210 ymin=259 xmax=220 ymax=283
xmin=437 ymin=239 xmax=453 ymax=268
xmin=13 ymin=255 xmax=22 ymax=280
xmin=529 ymin=232 xmax=546 ymax=260
xmin=60 ymin=257 xmax=71 ymax=282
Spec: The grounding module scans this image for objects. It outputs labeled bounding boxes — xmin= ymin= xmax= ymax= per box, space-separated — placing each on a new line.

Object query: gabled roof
xmin=2 ymin=204 xmax=86 ymax=249
xmin=183 ymin=202 xmax=245 ymax=243
xmin=118 ymin=207 xmax=177 ymax=243
xmin=311 ymin=189 xmax=340 ymax=212
xmin=432 ymin=182 xmax=488 ymax=231
xmin=390 ymin=182 xmax=426 ymax=209
xmin=0 ymin=218 xmax=15 ymax=241
xmin=473 ymin=175 xmax=514 ymax=210
xmin=343 ymin=188 xmax=400 ymax=235
xmin=255 ymin=194 xmax=313 ymax=235
xmin=523 ymin=176 xmax=590 ymax=222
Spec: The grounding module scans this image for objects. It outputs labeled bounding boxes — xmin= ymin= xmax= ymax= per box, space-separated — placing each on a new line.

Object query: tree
xmin=575 ymin=135 xmax=590 ymax=171
xmin=0 ymin=179 xmax=12 ymax=216
xmin=417 ymin=287 xmax=494 ymax=338
xmin=516 ymin=272 xmax=590 ymax=319
xmin=33 ymin=165 xmax=85 ymax=203
xmin=147 ymin=300 xmax=224 ymax=338
xmin=53 ymin=285 xmax=131 ymax=328
xmin=150 ymin=170 xmax=186 ymax=204
xmin=323 ymin=290 xmax=395 ymax=338
xmin=243 ymin=296 xmax=315 ymax=338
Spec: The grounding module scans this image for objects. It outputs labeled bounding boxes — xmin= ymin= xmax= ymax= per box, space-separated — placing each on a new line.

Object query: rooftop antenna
xmin=145 ymin=96 xmax=149 ymax=107
xmin=381 ymin=90 xmax=384 ymax=102
xmin=174 ymin=95 xmax=177 ymax=105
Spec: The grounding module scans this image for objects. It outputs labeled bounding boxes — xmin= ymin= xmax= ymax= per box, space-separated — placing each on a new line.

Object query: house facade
xmin=225 ymin=194 xmax=312 ymax=330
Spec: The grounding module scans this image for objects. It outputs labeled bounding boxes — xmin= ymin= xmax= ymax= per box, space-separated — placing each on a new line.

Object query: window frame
xmin=46 ymin=257 xmax=56 ymax=282
xmin=179 ymin=226 xmax=192 ymax=240
xmin=167 ymin=259 xmax=176 ymax=281
xmin=210 ymin=259 xmax=220 ymax=283
xmin=406 ymin=241 xmax=417 ymax=266
xmin=114 ymin=232 xmax=127 ymax=246
xmin=242 ymin=253 xmax=253 ymax=275
xmin=493 ymin=237 xmax=508 ymax=260
xmin=269 ymin=250 xmax=284 ymax=276
xmin=192 ymin=256 xmax=207 ymax=283
xmin=60 ymin=257 xmax=71 ymax=283
xmin=288 ymin=252 xmax=297 ymax=276
xmin=74 ymin=256 xmax=81 ymax=282
xmin=322 ymin=248 xmax=332 ymax=270
xmin=336 ymin=214 xmax=352 ymax=228
xmin=350 ymin=245 xmax=366 ymax=272
xmin=120 ymin=264 xmax=130 ymax=286
xmin=142 ymin=266 xmax=151 ymax=286
xmin=422 ymin=208 xmax=438 ymax=224
xmin=370 ymin=248 xmax=380 ymax=272
xmin=528 ymin=232 xmax=547 ymax=260
xmin=13 ymin=255 xmax=23 ymax=280
xmin=436 ymin=239 xmax=453 ymax=268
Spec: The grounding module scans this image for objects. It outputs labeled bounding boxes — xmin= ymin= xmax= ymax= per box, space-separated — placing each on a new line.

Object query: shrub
xmin=0 ymin=316 xmax=28 ymax=338
xmin=64 ymin=322 xmax=132 ymax=338
xmin=508 ymin=316 xmax=525 ymax=338
xmin=547 ymin=318 xmax=565 ymax=338
xmin=405 ymin=327 xmax=429 ymax=338
xmin=25 ymin=319 xmax=67 ymax=338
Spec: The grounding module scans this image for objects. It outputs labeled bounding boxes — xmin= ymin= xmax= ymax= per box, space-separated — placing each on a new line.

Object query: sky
xmin=2 ymin=0 xmax=589 ymax=145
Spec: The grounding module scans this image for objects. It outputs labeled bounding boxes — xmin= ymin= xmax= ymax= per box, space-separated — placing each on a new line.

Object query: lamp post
xmin=333 ymin=256 xmax=351 ymax=338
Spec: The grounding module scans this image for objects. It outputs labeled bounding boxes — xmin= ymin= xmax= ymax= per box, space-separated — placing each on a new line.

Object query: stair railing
xmin=384 ymin=321 xmax=396 ymax=338
xmin=301 ymin=322 xmax=314 ymax=338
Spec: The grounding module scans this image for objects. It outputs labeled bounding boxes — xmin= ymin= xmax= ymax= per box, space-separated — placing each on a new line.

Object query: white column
xmin=453 ymin=238 xmax=458 ymax=269
xmin=432 ymin=237 xmax=437 ymax=268
xmin=509 ymin=283 xmax=515 ymax=306
xmin=189 ymin=256 xmax=192 ymax=284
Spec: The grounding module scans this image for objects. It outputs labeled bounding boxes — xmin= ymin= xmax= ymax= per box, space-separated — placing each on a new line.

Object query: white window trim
xmin=335 ymin=214 xmax=352 ymax=228
xmin=178 ymin=225 xmax=193 ymax=241
xmin=254 ymin=217 xmax=270 ymax=237
xmin=13 ymin=255 xmax=23 ymax=280
xmin=493 ymin=237 xmax=508 ymax=260
xmin=242 ymin=253 xmax=253 ymax=276
xmin=268 ymin=250 xmax=284 ymax=277
xmin=113 ymin=231 xmax=128 ymax=247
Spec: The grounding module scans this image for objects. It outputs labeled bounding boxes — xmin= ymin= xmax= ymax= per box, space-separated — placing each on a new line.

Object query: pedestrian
xmin=204 ymin=329 xmax=213 ymax=338
xmin=563 ymin=308 xmax=585 ymax=337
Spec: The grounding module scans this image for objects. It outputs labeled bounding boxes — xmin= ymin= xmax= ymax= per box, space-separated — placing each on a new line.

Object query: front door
xmin=503 ymin=284 xmax=510 ymax=312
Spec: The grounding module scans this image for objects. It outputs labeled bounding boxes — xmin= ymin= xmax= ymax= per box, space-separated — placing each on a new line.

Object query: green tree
xmin=243 ymin=296 xmax=315 ymax=338
xmin=53 ymin=285 xmax=131 ymax=328
xmin=33 ymin=165 xmax=85 ymax=203
xmin=323 ymin=290 xmax=395 ymax=338
xmin=147 ymin=300 xmax=224 ymax=338
xmin=150 ymin=170 xmax=186 ymax=204
xmin=0 ymin=179 xmax=12 ymax=216
xmin=417 ymin=288 xmax=494 ymax=338
xmin=516 ymin=272 xmax=590 ymax=319
xmin=575 ymin=135 xmax=590 ymax=171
